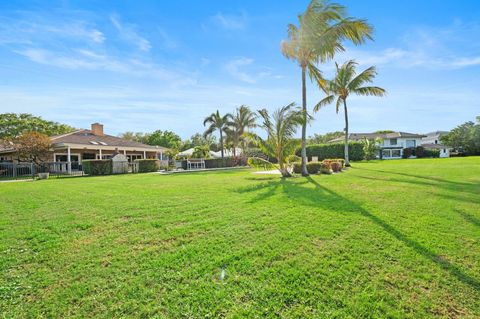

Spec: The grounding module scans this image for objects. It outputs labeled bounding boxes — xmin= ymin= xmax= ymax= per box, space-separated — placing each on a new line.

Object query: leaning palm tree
xmin=203 ymin=110 xmax=232 ymax=159
xmin=314 ymin=60 xmax=385 ymax=166
xmin=246 ymin=103 xmax=304 ymax=177
xmin=281 ymin=0 xmax=373 ymax=176
xmin=226 ymin=105 xmax=257 ymax=158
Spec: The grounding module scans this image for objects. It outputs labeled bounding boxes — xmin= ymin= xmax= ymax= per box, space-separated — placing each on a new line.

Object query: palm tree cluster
xmin=203 ymin=106 xmax=257 ymax=159
xmin=281 ymin=0 xmax=384 ymax=175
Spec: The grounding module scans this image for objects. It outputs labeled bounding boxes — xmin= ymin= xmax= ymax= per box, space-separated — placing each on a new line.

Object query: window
xmin=435 ymin=140 xmax=438 ymax=144
xmin=99 ymin=142 xmax=108 ymax=146
xmin=82 ymin=153 xmax=96 ymax=160
xmin=382 ymin=150 xmax=390 ymax=158
xmin=389 ymin=138 xmax=397 ymax=145
xmin=392 ymin=149 xmax=401 ymax=157
xmin=406 ymin=140 xmax=416 ymax=148
xmin=89 ymin=141 xmax=99 ymax=145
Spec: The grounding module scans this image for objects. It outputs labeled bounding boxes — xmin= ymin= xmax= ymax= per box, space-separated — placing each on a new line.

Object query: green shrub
xmin=247 ymin=157 xmax=276 ymax=170
xmin=403 ymin=147 xmax=414 ymax=158
xmin=204 ymin=157 xmax=234 ymax=168
xmin=424 ymin=149 xmax=440 ymax=158
xmin=136 ymin=159 xmax=160 ymax=173
xmin=415 ymin=146 xmax=425 ymax=158
xmin=292 ymin=162 xmax=302 ymax=174
xmin=306 ymin=162 xmax=321 ymax=174
xmin=82 ymin=160 xmax=112 ymax=175
xmin=286 ymin=154 xmax=301 ymax=163
xmin=304 ymin=142 xmax=364 ymax=161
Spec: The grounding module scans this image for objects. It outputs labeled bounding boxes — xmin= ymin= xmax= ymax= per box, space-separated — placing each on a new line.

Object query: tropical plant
xmin=203 ymin=110 xmax=232 ymax=159
xmin=145 ymin=130 xmax=182 ymax=149
xmin=246 ymin=103 xmax=304 ymax=177
xmin=441 ymin=116 xmax=480 ymax=155
xmin=226 ymin=105 xmax=257 ymax=158
xmin=281 ymin=0 xmax=373 ymax=175
xmin=191 ymin=145 xmax=211 ymax=159
xmin=314 ymin=60 xmax=385 ymax=166
xmin=362 ymin=137 xmax=382 ymax=160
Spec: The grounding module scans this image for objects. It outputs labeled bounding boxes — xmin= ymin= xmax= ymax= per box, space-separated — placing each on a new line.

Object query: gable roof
xmin=51 ymin=130 xmax=168 ymax=151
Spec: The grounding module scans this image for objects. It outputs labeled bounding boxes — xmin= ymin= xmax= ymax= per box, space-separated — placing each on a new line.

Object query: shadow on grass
xmin=235 ymin=176 xmax=480 ymax=291
xmin=455 ymin=209 xmax=480 ymax=228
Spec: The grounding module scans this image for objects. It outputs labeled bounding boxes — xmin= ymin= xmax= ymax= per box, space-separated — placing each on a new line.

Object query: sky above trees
xmin=0 ymin=0 xmax=479 ymax=138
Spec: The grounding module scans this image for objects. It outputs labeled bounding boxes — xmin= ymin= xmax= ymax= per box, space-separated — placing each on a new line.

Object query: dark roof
xmin=51 ymin=130 xmax=168 ymax=150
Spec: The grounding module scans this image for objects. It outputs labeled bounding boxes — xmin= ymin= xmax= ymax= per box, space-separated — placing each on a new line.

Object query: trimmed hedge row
xmin=82 ymin=160 xmax=112 ymax=175
xmin=303 ymin=142 xmax=364 ymax=161
xmin=136 ymin=159 xmax=160 ymax=173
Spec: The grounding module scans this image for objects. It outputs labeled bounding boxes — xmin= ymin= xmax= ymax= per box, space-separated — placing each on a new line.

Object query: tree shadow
xmin=454 ymin=209 xmax=480 ymax=228
xmin=234 ymin=176 xmax=480 ymax=291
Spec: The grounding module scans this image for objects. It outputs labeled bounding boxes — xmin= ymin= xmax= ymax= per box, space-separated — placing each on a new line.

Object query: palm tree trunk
xmin=343 ymin=99 xmax=350 ymax=167
xmin=301 ymin=65 xmax=309 ymax=176
xmin=220 ymin=131 xmax=224 ymax=159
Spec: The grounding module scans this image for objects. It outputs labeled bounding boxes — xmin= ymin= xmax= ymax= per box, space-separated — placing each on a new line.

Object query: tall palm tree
xmin=314 ymin=60 xmax=385 ymax=166
xmin=226 ymin=105 xmax=257 ymax=158
xmin=203 ymin=110 xmax=232 ymax=159
xmin=246 ymin=103 xmax=304 ymax=177
xmin=281 ymin=0 xmax=373 ymax=176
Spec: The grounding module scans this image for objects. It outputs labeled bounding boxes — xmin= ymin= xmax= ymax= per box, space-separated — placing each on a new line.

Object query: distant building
xmin=421 ymin=131 xmax=451 ymax=158
xmin=329 ymin=132 xmax=425 ymax=159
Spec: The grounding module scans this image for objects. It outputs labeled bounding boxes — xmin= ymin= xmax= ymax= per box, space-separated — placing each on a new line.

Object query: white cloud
xmin=211 ymin=12 xmax=247 ymax=30
xmin=110 ymin=14 xmax=151 ymax=51
xmin=225 ymin=57 xmax=256 ymax=83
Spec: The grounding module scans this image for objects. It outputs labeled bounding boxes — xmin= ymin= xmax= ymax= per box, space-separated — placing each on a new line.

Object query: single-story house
xmin=421 ymin=131 xmax=451 ymax=158
xmin=329 ymin=131 xmax=426 ymax=159
xmin=0 ymin=123 xmax=169 ymax=167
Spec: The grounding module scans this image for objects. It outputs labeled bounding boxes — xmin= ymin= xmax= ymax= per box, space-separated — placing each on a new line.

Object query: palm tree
xmin=314 ymin=60 xmax=385 ymax=166
xmin=246 ymin=103 xmax=304 ymax=177
xmin=226 ymin=105 xmax=257 ymax=158
xmin=203 ymin=110 xmax=232 ymax=159
xmin=281 ymin=0 xmax=373 ymax=176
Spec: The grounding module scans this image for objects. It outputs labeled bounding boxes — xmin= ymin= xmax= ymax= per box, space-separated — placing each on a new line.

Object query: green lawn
xmin=1 ymin=158 xmax=479 ymax=318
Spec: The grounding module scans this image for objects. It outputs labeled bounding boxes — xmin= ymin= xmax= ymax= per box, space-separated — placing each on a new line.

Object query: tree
xmin=314 ymin=60 xmax=385 ymax=166
xmin=308 ymin=131 xmax=344 ymax=144
xmin=0 ymin=113 xmax=75 ymax=139
xmin=203 ymin=110 xmax=232 ymax=159
xmin=281 ymin=0 xmax=373 ymax=176
xmin=145 ymin=130 xmax=182 ymax=149
xmin=192 ymin=145 xmax=211 ymax=159
xmin=226 ymin=105 xmax=257 ymax=157
xmin=13 ymin=132 xmax=51 ymax=164
xmin=441 ymin=117 xmax=480 ymax=155
xmin=118 ymin=132 xmax=149 ymax=144
xmin=246 ymin=103 xmax=304 ymax=177
xmin=181 ymin=133 xmax=217 ymax=151
xmin=362 ymin=137 xmax=382 ymax=160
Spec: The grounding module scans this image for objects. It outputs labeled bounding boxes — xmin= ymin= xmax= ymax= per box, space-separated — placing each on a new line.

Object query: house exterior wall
xmin=377 ymin=137 xmax=424 ymax=159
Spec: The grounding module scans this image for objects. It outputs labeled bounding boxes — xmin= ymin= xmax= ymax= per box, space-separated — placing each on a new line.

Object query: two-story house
xmin=330 ymin=132 xmax=426 ymax=159
xmin=421 ymin=131 xmax=451 ymax=158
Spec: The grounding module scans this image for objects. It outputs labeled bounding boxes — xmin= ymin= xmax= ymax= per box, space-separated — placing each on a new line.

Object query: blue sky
xmin=0 ymin=0 xmax=479 ymax=138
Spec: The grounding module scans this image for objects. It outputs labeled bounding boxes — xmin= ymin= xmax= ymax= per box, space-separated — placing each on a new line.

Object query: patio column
xmin=123 ymin=150 xmax=126 ymax=155
xmin=143 ymin=150 xmax=146 ymax=159
xmin=99 ymin=148 xmax=102 ymax=159
xmin=67 ymin=146 xmax=72 ymax=174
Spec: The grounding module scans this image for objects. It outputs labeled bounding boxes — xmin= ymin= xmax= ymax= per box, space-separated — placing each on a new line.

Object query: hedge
xmin=204 ymin=157 xmax=234 ymax=168
xmin=303 ymin=142 xmax=364 ymax=161
xmin=136 ymin=159 xmax=160 ymax=173
xmin=82 ymin=160 xmax=112 ymax=175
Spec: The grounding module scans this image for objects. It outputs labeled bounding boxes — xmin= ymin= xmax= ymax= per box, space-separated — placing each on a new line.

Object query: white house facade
xmin=421 ymin=131 xmax=451 ymax=158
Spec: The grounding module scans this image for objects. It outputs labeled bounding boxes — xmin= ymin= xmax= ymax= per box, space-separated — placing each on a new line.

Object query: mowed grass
xmin=1 ymin=158 xmax=479 ymax=318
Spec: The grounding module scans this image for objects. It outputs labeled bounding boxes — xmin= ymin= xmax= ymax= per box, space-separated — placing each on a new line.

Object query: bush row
xmin=82 ymin=160 xmax=112 ymax=175
xmin=292 ymin=158 xmax=344 ymax=175
xmin=402 ymin=146 xmax=441 ymax=159
xmin=303 ymin=142 xmax=364 ymax=161
xmin=137 ymin=159 xmax=160 ymax=173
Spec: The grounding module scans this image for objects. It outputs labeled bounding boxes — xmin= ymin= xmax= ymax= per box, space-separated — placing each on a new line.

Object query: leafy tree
xmin=441 ymin=117 xmax=480 ymax=155
xmin=203 ymin=110 xmax=232 ymax=159
xmin=308 ymin=131 xmax=344 ymax=144
xmin=0 ymin=113 xmax=75 ymax=139
xmin=314 ymin=60 xmax=385 ymax=166
xmin=246 ymin=103 xmax=304 ymax=177
xmin=192 ymin=145 xmax=211 ymax=158
xmin=13 ymin=132 xmax=51 ymax=164
xmin=226 ymin=105 xmax=257 ymax=157
xmin=118 ymin=132 xmax=149 ymax=144
xmin=145 ymin=130 xmax=182 ymax=149
xmin=281 ymin=0 xmax=373 ymax=176
xmin=181 ymin=133 xmax=217 ymax=151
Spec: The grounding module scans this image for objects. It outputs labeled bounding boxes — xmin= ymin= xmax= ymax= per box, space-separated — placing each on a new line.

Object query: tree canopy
xmin=0 ymin=113 xmax=75 ymax=139
xmin=441 ymin=117 xmax=480 ymax=155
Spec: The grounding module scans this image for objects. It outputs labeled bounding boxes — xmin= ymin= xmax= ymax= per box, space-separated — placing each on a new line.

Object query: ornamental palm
xmin=314 ymin=60 xmax=385 ymax=166
xmin=246 ymin=103 xmax=304 ymax=177
xmin=226 ymin=105 xmax=257 ymax=158
xmin=203 ymin=110 xmax=232 ymax=159
xmin=281 ymin=0 xmax=373 ymax=176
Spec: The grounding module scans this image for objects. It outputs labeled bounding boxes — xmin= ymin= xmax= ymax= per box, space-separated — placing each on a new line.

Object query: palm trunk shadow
xmin=305 ymin=176 xmax=480 ymax=291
